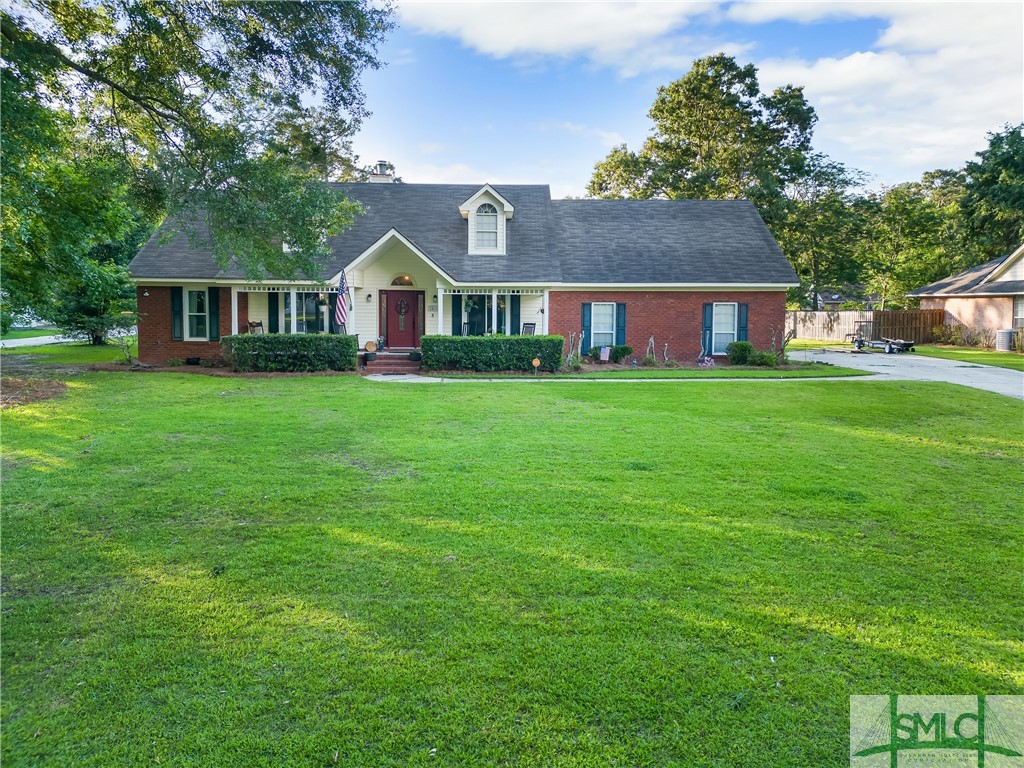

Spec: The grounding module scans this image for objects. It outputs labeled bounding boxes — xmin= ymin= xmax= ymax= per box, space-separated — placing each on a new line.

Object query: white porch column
xmin=437 ymin=287 xmax=445 ymax=335
xmin=542 ymin=290 xmax=550 ymax=334
xmin=347 ymin=283 xmax=356 ymax=338
xmin=230 ymin=286 xmax=239 ymax=336
xmin=491 ymin=289 xmax=498 ymax=334
xmin=289 ymin=289 xmax=298 ymax=334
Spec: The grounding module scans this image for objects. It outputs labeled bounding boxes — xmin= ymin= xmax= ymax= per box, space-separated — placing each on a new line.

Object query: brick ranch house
xmin=128 ymin=179 xmax=798 ymax=365
xmin=909 ymin=243 xmax=1024 ymax=331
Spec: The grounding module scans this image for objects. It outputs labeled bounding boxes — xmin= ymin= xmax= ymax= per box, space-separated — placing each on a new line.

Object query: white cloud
xmin=539 ymin=121 xmax=626 ymax=149
xmin=752 ymin=2 xmax=1023 ymax=184
xmin=397 ymin=0 xmax=722 ymax=76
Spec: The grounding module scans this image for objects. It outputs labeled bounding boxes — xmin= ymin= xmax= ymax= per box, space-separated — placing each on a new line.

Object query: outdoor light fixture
xmin=432 ymin=294 xmax=438 ymax=302
xmin=366 ymin=293 xmax=373 ymax=302
xmin=143 ymin=290 xmax=150 ymax=297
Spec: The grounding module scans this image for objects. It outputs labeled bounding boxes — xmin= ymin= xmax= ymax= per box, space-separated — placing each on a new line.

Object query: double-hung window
xmin=475 ymin=204 xmax=498 ymax=249
xmin=713 ymin=303 xmax=737 ymax=355
xmin=591 ymin=302 xmax=616 ymax=347
xmin=186 ymin=289 xmax=208 ymax=340
xmin=1014 ymin=296 xmax=1024 ymax=328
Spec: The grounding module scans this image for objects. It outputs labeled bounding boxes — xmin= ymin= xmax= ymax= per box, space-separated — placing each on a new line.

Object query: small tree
xmin=45 ymin=261 xmax=135 ymax=345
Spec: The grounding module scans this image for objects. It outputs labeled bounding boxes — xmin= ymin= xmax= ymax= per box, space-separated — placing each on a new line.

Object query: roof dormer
xmin=460 ymin=185 xmax=514 ymax=255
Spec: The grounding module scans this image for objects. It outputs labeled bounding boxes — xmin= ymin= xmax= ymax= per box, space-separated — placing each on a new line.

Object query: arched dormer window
xmin=475 ymin=204 xmax=498 ymax=250
xmin=390 ymin=274 xmax=415 ymax=286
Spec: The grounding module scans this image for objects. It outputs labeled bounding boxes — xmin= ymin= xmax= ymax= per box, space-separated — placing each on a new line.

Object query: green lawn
xmin=429 ymin=363 xmax=866 ymax=379
xmin=0 ymin=340 xmax=136 ymax=364
xmin=3 ymin=374 xmax=1021 ymax=767
xmin=1 ymin=328 xmax=59 ymax=340
xmin=911 ymin=344 xmax=1024 ymax=371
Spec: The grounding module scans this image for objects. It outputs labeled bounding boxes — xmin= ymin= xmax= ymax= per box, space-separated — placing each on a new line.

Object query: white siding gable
xmin=459 ymin=185 xmax=514 ymax=256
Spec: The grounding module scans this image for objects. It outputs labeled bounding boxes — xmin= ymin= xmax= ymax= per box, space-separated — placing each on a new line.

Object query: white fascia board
xmin=130 ymin=277 xmax=327 ymax=287
xmin=459 ymin=184 xmax=515 ymax=219
xmin=331 ymin=228 xmax=456 ymax=284
xmin=978 ymin=243 xmax=1024 ymax=284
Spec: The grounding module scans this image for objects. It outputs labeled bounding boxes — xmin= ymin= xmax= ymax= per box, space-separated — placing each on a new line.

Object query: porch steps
xmin=361 ymin=352 xmax=423 ymax=376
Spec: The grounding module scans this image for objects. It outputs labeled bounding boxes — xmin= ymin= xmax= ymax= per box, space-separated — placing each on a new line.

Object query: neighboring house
xmin=813 ymin=286 xmax=877 ymax=311
xmin=128 ymin=181 xmax=798 ymax=365
xmin=909 ymin=243 xmax=1024 ymax=331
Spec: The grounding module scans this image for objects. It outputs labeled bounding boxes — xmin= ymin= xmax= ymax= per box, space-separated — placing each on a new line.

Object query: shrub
xmin=167 ymin=358 xmax=183 ymax=367
xmin=725 ymin=340 xmax=755 ymax=365
xmin=420 ymin=335 xmax=564 ymax=372
xmin=0 ymin=310 xmax=11 ymax=336
xmin=932 ymin=324 xmax=953 ymax=344
xmin=642 ymin=354 xmax=657 ymax=367
xmin=748 ymin=349 xmax=779 ymax=367
xmin=610 ymin=345 xmax=632 ymax=364
xmin=221 ymin=333 xmax=358 ymax=372
xmin=587 ymin=344 xmax=632 ymax=363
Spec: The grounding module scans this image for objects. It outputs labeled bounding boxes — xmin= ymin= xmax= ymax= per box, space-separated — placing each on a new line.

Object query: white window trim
xmin=591 ymin=301 xmax=616 ymax=347
xmin=1014 ymin=295 xmax=1024 ymax=328
xmin=475 ymin=203 xmax=499 ymax=252
xmin=712 ymin=302 xmax=738 ymax=355
xmin=185 ymin=288 xmax=209 ymax=341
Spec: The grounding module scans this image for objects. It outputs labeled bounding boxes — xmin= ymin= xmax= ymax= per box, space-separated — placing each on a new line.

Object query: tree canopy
xmin=1 ymin=0 xmax=394 ymax=318
xmin=587 ymin=54 xmax=1023 ymax=310
xmin=588 ymin=54 xmax=816 ymax=227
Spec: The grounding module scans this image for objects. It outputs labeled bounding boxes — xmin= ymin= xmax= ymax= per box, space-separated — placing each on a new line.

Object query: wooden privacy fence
xmin=786 ymin=310 xmax=945 ymax=342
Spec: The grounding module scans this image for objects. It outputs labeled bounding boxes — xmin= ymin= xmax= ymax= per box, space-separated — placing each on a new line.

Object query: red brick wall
xmin=137 ymin=286 xmax=249 ymax=365
xmin=547 ymin=290 xmax=788 ymax=360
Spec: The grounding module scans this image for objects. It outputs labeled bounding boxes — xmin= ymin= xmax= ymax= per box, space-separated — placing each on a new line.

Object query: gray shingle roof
xmin=129 ymin=183 xmax=797 ymax=285
xmin=553 ymin=198 xmax=796 ymax=283
xmin=908 ymin=256 xmax=1013 ymax=297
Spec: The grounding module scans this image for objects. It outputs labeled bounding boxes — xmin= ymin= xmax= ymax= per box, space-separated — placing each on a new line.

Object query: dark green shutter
xmin=615 ymin=303 xmax=626 ymax=346
xmin=510 ymin=295 xmax=521 ymax=335
xmin=207 ymin=288 xmax=220 ymax=341
xmin=451 ymin=294 xmax=462 ymax=335
xmin=171 ymin=287 xmax=183 ymax=341
xmin=268 ymin=293 xmax=279 ymax=333
xmin=581 ymin=303 xmax=592 ymax=351
xmin=329 ymin=293 xmax=338 ymax=334
xmin=737 ymin=303 xmax=748 ymax=342
xmin=701 ymin=303 xmax=714 ymax=355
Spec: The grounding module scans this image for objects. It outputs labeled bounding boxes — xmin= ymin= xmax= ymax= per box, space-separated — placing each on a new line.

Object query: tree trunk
xmin=91 ymin=333 xmax=105 ymax=345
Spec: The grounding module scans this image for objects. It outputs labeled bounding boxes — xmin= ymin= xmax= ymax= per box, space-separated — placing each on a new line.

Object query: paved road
xmin=1 ymin=334 xmax=69 ymax=348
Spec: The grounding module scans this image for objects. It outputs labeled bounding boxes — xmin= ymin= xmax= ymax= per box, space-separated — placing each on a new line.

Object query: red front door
xmin=381 ymin=290 xmax=424 ymax=348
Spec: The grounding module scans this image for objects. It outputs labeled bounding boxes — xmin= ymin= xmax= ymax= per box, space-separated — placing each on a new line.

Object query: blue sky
xmin=351 ymin=1 xmax=1023 ymax=198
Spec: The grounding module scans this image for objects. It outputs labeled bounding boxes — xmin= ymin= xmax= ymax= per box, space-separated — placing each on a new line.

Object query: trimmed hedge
xmin=221 ymin=333 xmax=358 ymax=372
xmin=421 ymin=335 xmax=564 ymax=372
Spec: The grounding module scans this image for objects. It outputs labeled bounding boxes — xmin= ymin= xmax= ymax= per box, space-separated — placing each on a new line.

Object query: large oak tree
xmin=1 ymin=0 xmax=394 ymax=319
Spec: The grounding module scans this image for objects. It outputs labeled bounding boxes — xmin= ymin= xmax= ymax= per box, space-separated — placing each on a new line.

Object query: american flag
xmin=334 ymin=272 xmax=350 ymax=329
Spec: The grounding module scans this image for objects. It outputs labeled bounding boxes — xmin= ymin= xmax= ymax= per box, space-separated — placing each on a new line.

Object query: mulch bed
xmin=1 ymin=378 xmax=68 ymax=408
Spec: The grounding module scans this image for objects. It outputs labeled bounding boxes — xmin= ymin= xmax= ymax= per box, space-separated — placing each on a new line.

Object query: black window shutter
xmin=615 ymin=303 xmax=626 ymax=346
xmin=451 ymin=295 xmax=462 ymax=336
xmin=171 ymin=287 xmax=183 ymax=341
xmin=208 ymin=288 xmax=220 ymax=341
xmin=329 ymin=293 xmax=338 ymax=334
xmin=581 ymin=303 xmax=592 ymax=351
xmin=701 ymin=303 xmax=714 ymax=355
xmin=510 ymin=295 xmax=521 ymax=335
xmin=737 ymin=303 xmax=748 ymax=341
xmin=268 ymin=293 xmax=279 ymax=333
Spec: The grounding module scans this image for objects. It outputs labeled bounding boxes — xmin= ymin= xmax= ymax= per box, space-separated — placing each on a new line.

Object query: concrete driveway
xmin=789 ymin=346 xmax=1024 ymax=400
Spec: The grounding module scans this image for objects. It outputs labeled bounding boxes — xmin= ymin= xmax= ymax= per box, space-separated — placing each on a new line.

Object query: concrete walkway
xmin=366 ymin=349 xmax=1024 ymax=400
